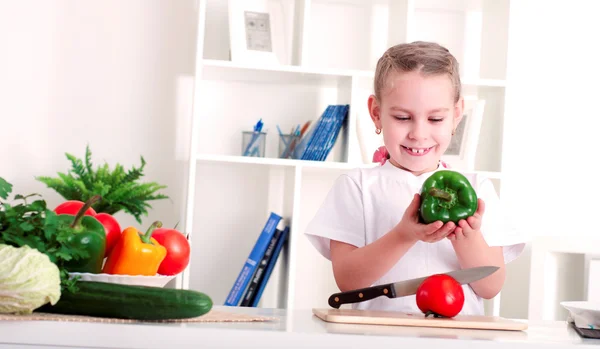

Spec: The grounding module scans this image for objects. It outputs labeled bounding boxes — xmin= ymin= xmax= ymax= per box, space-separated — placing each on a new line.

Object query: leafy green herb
xmin=0 ymin=177 xmax=86 ymax=292
xmin=36 ymin=145 xmax=169 ymax=223
xmin=0 ymin=177 xmax=12 ymax=200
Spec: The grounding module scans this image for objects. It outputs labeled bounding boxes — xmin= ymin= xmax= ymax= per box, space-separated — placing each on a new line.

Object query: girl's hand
xmin=395 ymin=194 xmax=456 ymax=243
xmin=447 ymin=199 xmax=485 ymax=241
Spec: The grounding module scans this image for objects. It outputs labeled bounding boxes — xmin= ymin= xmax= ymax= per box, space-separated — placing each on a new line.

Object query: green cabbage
xmin=0 ymin=244 xmax=61 ymax=314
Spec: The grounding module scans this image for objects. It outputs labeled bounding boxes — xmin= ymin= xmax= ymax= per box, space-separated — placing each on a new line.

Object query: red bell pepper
xmin=54 ymin=200 xmax=122 ymax=257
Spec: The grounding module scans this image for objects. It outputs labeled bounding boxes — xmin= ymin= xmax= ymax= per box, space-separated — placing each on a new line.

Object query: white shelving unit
xmin=179 ymin=0 xmax=512 ymax=314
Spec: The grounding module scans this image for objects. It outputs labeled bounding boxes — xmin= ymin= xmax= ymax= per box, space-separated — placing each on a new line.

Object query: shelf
xmin=196 ymin=154 xmax=503 ymax=179
xmin=197 ymin=154 xmax=376 ymax=170
xmin=202 ymin=59 xmax=373 ymax=78
xmin=201 ymin=59 xmax=367 ymax=85
xmin=201 ymin=59 xmax=506 ymax=87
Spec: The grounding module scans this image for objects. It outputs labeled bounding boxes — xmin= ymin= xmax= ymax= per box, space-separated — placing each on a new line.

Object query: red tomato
xmin=151 ymin=228 xmax=190 ymax=275
xmin=54 ymin=200 xmax=97 ymax=216
xmin=416 ymin=274 xmax=465 ymax=318
xmin=53 ymin=200 xmax=121 ymax=257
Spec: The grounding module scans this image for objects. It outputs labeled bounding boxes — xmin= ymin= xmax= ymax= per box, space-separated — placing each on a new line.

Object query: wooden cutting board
xmin=312 ymin=308 xmax=528 ymax=331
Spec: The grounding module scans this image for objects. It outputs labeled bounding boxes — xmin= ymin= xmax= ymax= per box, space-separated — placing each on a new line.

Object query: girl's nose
xmin=408 ymin=122 xmax=428 ymax=140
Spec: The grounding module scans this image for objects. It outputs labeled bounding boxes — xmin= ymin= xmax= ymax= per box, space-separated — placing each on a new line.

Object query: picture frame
xmin=442 ymin=99 xmax=486 ymax=171
xmin=227 ymin=0 xmax=288 ymax=66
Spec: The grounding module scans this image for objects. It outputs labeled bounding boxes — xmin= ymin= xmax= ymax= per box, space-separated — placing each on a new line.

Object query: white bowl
xmin=560 ymin=301 xmax=600 ymax=329
xmin=68 ymin=272 xmax=176 ymax=288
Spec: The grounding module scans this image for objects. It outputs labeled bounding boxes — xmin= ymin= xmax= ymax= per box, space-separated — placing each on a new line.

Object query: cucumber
xmin=36 ymin=281 xmax=213 ymax=320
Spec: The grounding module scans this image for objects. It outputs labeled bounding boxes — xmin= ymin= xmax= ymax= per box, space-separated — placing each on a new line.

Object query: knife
xmin=328 ymin=265 xmax=499 ymax=309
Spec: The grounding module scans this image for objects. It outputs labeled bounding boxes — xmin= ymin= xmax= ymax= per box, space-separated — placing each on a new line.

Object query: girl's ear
xmin=368 ymin=95 xmax=382 ymax=130
xmin=453 ymin=98 xmax=464 ymax=132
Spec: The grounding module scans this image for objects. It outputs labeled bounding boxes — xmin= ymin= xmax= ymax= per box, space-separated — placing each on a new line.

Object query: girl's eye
xmin=429 ymin=117 xmax=444 ymax=122
xmin=394 ymin=116 xmax=410 ymax=121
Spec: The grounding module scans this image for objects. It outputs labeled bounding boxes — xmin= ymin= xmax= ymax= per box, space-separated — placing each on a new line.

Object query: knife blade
xmin=328 ymin=265 xmax=499 ymax=309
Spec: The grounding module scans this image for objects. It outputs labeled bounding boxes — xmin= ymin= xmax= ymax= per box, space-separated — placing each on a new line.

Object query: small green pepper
xmin=57 ymin=195 xmax=106 ymax=273
xmin=419 ymin=170 xmax=478 ymax=224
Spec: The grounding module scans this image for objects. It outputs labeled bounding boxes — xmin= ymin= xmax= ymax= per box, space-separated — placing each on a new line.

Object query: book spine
xmin=309 ymin=105 xmax=337 ymax=161
xmin=308 ymin=105 xmax=337 ymax=160
xmin=300 ymin=106 xmax=333 ymax=160
xmin=224 ymin=212 xmax=282 ymax=306
xmin=250 ymin=225 xmax=290 ymax=307
xmin=239 ymin=228 xmax=283 ymax=306
xmin=318 ymin=104 xmax=349 ymax=161
xmin=314 ymin=105 xmax=342 ymax=161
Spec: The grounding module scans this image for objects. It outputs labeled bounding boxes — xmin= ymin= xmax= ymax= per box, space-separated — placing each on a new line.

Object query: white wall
xmin=499 ymin=0 xmax=600 ymax=319
xmin=0 ymin=1 xmax=198 ymax=231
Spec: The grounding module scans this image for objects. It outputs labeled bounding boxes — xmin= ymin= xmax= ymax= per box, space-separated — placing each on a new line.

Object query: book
xmin=310 ymin=105 xmax=341 ymax=161
xmin=250 ymin=225 xmax=289 ymax=307
xmin=301 ymin=106 xmax=336 ymax=160
xmin=316 ymin=105 xmax=348 ymax=161
xmin=224 ymin=212 xmax=282 ymax=306
xmin=239 ymin=227 xmax=283 ymax=306
xmin=295 ymin=104 xmax=349 ymax=161
xmin=293 ymin=106 xmax=333 ymax=159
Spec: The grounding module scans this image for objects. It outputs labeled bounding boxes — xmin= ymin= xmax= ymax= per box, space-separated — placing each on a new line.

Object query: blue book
xmin=312 ymin=105 xmax=343 ymax=161
xmin=250 ymin=225 xmax=290 ymax=307
xmin=317 ymin=105 xmax=349 ymax=161
xmin=224 ymin=212 xmax=282 ymax=306
xmin=239 ymin=228 xmax=283 ymax=307
xmin=299 ymin=106 xmax=334 ymax=160
xmin=292 ymin=108 xmax=328 ymax=159
xmin=304 ymin=105 xmax=337 ymax=161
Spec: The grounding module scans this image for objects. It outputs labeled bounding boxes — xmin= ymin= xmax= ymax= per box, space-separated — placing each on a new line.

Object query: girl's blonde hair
xmin=374 ymin=41 xmax=461 ymax=103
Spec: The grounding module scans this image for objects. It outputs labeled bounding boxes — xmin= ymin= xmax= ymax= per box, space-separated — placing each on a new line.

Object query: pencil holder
xmin=278 ymin=133 xmax=301 ymax=159
xmin=242 ymin=131 xmax=267 ymax=157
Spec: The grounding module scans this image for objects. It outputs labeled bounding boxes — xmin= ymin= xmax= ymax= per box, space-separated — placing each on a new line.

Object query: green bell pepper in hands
xmin=419 ymin=170 xmax=478 ymax=224
xmin=57 ymin=195 xmax=106 ymax=273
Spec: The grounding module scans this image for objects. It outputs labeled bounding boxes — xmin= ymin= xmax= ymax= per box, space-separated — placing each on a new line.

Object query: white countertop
xmin=0 ymin=306 xmax=597 ymax=349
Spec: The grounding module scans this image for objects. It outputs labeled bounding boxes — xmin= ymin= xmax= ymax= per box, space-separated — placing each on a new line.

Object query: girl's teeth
xmin=405 ymin=147 xmax=432 ymax=155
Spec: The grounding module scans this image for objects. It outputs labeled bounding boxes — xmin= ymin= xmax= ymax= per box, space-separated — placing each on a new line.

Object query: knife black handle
xmin=328 ymin=283 xmax=396 ymax=309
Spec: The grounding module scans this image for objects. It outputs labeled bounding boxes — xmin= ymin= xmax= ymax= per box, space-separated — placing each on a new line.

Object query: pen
xmin=243 ymin=119 xmax=264 ymax=156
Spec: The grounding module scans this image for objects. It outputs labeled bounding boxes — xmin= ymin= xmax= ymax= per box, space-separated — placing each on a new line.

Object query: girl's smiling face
xmin=369 ymin=70 xmax=463 ymax=176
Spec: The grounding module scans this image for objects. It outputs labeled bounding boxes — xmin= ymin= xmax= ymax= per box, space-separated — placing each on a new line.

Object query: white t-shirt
xmin=304 ymin=161 xmax=528 ymax=316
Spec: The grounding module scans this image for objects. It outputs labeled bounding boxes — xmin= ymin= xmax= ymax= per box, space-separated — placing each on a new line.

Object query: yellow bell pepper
xmin=102 ymin=221 xmax=167 ymax=276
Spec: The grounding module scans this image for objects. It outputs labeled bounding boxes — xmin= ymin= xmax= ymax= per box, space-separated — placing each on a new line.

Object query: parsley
xmin=0 ymin=177 xmax=87 ymax=292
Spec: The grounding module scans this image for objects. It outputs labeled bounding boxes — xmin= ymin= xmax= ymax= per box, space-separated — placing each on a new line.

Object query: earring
xmin=452 ymin=129 xmax=455 ymax=136
xmin=375 ymin=128 xmax=382 ymax=135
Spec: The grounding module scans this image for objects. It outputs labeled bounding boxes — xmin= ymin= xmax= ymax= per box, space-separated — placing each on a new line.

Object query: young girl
xmin=304 ymin=41 xmax=527 ymax=316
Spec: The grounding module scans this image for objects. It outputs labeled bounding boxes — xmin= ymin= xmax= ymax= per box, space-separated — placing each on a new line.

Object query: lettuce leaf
xmin=0 ymin=244 xmax=61 ymax=314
